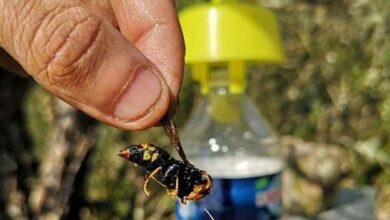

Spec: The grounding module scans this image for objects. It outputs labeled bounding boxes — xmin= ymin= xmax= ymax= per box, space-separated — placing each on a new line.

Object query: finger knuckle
xmin=0 ymin=2 xmax=5 ymax=19
xmin=6 ymin=1 xmax=44 ymax=58
xmin=0 ymin=2 xmax=7 ymax=44
xmin=29 ymin=6 xmax=104 ymax=88
xmin=0 ymin=1 xmax=29 ymax=48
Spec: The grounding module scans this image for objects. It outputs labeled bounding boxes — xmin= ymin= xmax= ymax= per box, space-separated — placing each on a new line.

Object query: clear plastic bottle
xmin=176 ymin=1 xmax=284 ymax=218
xmin=175 ymin=63 xmax=283 ymax=220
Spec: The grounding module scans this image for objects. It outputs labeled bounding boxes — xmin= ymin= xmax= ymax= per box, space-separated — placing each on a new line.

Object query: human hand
xmin=0 ymin=0 xmax=184 ymax=130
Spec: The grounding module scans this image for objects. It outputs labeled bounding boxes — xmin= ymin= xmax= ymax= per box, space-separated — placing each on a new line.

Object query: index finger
xmin=110 ymin=0 xmax=184 ymax=101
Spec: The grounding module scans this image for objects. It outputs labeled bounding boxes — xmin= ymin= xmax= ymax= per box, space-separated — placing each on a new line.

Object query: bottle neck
xmin=207 ymin=67 xmax=245 ymax=97
xmin=191 ymin=62 xmax=247 ymax=95
xmin=192 ymin=64 xmax=248 ymax=124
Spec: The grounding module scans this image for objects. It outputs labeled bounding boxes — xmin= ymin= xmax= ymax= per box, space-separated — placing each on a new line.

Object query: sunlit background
xmin=0 ymin=0 xmax=389 ymax=219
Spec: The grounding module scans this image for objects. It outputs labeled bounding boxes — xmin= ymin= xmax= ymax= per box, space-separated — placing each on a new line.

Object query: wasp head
xmin=184 ymin=172 xmax=213 ymax=203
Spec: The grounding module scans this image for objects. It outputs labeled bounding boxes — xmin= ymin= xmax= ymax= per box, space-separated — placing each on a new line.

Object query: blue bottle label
xmin=176 ymin=172 xmax=282 ymax=220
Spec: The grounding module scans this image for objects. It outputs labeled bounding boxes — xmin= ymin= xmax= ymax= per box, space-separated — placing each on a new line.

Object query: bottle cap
xmin=179 ymin=0 xmax=284 ymax=94
xmin=179 ymin=0 xmax=284 ymax=64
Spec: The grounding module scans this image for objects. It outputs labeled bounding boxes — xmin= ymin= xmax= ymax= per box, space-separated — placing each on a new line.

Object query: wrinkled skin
xmin=0 ymin=0 xmax=184 ymax=130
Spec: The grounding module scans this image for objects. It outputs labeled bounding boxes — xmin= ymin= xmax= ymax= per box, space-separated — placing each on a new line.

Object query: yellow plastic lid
xmin=179 ymin=0 xmax=284 ymax=64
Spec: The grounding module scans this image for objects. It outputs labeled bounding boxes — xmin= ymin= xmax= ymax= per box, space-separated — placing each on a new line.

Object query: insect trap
xmin=176 ymin=0 xmax=284 ymax=219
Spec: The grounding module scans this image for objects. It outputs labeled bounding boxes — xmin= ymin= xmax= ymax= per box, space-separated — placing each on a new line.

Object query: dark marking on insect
xmin=118 ymin=144 xmax=213 ymax=204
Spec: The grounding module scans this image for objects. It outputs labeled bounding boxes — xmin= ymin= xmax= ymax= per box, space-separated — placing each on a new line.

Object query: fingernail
xmin=114 ymin=68 xmax=162 ymax=121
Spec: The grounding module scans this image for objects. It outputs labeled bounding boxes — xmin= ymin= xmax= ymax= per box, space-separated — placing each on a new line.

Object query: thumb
xmin=0 ymin=1 xmax=170 ymax=130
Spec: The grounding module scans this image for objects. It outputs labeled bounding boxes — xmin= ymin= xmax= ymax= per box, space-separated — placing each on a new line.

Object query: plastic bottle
xmin=176 ymin=1 xmax=284 ymax=219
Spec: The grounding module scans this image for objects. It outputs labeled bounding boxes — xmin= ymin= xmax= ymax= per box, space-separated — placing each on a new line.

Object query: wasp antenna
xmin=204 ymin=208 xmax=215 ymax=220
xmin=161 ymin=116 xmax=192 ymax=165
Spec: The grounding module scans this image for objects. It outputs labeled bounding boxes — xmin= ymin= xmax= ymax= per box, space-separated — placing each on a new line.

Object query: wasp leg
xmin=167 ymin=177 xmax=179 ymax=198
xmin=144 ymin=167 xmax=162 ymax=196
xmin=151 ymin=176 xmax=166 ymax=188
xmin=181 ymin=196 xmax=188 ymax=205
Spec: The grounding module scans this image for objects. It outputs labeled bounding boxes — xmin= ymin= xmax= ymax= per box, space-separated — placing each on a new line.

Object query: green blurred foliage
xmin=24 ymin=86 xmax=53 ymax=163
xmin=250 ymin=0 xmax=390 ymax=186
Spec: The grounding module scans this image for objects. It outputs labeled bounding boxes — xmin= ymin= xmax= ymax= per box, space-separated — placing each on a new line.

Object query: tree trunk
xmin=0 ymin=70 xmax=97 ymax=220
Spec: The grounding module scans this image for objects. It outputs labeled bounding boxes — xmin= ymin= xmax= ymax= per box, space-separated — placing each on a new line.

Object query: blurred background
xmin=0 ymin=0 xmax=389 ymax=219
